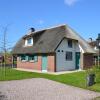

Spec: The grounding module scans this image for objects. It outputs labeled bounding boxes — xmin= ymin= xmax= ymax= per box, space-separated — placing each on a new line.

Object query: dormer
xmin=24 ymin=28 xmax=35 ymax=47
xmin=25 ymin=37 xmax=33 ymax=46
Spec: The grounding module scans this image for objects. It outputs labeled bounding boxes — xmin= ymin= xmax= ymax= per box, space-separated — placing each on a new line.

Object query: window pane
xmin=27 ymin=38 xmax=32 ymax=44
xmin=68 ymin=40 xmax=72 ymax=48
xmin=21 ymin=55 xmax=26 ymax=60
xmin=28 ymin=55 xmax=38 ymax=62
xmin=28 ymin=55 xmax=34 ymax=60
xmin=66 ymin=52 xmax=72 ymax=61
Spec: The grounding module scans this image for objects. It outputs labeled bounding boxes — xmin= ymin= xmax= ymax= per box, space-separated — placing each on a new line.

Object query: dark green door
xmin=75 ymin=52 xmax=80 ymax=69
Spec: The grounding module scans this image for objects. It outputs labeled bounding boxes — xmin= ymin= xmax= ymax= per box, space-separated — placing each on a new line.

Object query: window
xmin=94 ymin=56 xmax=100 ymax=61
xmin=20 ymin=55 xmax=25 ymax=60
xmin=68 ymin=39 xmax=72 ymax=48
xmin=27 ymin=38 xmax=32 ymax=44
xmin=62 ymin=50 xmax=64 ymax=52
xmin=28 ymin=55 xmax=38 ymax=62
xmin=28 ymin=55 xmax=35 ymax=61
xmin=20 ymin=54 xmax=38 ymax=62
xmin=66 ymin=52 xmax=72 ymax=61
xmin=20 ymin=55 xmax=28 ymax=61
xmin=25 ymin=38 xmax=33 ymax=46
xmin=57 ymin=50 xmax=60 ymax=52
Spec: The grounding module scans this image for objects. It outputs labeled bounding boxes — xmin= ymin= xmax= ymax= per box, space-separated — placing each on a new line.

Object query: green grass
xmin=0 ymin=68 xmax=100 ymax=92
xmin=92 ymin=96 xmax=100 ymax=100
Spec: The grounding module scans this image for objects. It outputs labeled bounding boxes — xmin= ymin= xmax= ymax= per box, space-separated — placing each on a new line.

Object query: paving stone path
xmin=0 ymin=78 xmax=100 ymax=100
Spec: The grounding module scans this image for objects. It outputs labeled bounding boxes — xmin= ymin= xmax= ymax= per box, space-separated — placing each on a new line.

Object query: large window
xmin=20 ymin=55 xmax=38 ymax=62
xmin=68 ymin=39 xmax=72 ymax=48
xmin=66 ymin=52 xmax=72 ymax=61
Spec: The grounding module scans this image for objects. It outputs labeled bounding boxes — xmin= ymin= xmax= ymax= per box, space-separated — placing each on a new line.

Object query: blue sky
xmin=0 ymin=0 xmax=100 ymax=47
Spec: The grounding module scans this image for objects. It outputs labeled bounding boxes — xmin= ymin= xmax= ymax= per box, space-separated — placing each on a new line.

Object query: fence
xmin=0 ymin=63 xmax=17 ymax=68
xmin=93 ymin=59 xmax=100 ymax=66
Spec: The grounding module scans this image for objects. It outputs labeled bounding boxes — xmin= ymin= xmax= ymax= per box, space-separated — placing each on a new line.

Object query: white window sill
xmin=23 ymin=45 xmax=33 ymax=47
xmin=29 ymin=60 xmax=34 ymax=62
xmin=21 ymin=60 xmax=27 ymax=62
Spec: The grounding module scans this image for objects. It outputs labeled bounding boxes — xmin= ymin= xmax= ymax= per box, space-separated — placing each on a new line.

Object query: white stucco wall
xmin=56 ymin=38 xmax=82 ymax=71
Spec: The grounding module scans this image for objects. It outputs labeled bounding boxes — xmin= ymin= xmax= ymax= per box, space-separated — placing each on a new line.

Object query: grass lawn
xmin=93 ymin=96 xmax=100 ymax=100
xmin=0 ymin=68 xmax=100 ymax=92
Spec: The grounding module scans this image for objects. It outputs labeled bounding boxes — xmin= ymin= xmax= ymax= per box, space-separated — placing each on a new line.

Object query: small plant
xmin=86 ymin=66 xmax=100 ymax=84
xmin=86 ymin=67 xmax=96 ymax=75
xmin=95 ymin=66 xmax=100 ymax=83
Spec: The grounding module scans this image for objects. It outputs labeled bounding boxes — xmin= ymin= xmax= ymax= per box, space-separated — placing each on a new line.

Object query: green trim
xmin=25 ymin=55 xmax=28 ymax=61
xmin=94 ymin=56 xmax=100 ymax=61
xmin=34 ymin=55 xmax=38 ymax=62
xmin=20 ymin=55 xmax=26 ymax=61
xmin=28 ymin=55 xmax=35 ymax=61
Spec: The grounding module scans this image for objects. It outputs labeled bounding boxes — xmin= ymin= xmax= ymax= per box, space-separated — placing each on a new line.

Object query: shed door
xmin=75 ymin=52 xmax=80 ymax=69
xmin=42 ymin=55 xmax=47 ymax=72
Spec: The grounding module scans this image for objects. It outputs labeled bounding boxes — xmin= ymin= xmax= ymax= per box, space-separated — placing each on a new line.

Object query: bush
xmin=95 ymin=70 xmax=100 ymax=83
xmin=92 ymin=66 xmax=100 ymax=83
xmin=86 ymin=66 xmax=100 ymax=84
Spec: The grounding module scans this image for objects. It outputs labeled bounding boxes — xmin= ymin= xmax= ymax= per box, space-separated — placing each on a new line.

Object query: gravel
xmin=0 ymin=78 xmax=100 ymax=100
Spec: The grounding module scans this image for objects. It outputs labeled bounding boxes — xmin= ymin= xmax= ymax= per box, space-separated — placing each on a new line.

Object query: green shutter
xmin=28 ymin=56 xmax=31 ymax=61
xmin=34 ymin=55 xmax=38 ymax=62
xmin=25 ymin=55 xmax=28 ymax=61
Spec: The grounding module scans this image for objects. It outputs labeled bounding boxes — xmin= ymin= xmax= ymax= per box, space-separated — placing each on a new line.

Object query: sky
xmin=0 ymin=0 xmax=100 ymax=48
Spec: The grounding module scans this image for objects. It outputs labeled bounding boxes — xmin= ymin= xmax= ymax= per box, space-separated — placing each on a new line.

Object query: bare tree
xmin=0 ymin=24 xmax=12 ymax=68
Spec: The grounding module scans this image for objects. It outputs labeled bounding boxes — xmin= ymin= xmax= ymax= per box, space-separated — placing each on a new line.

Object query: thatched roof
xmin=89 ymin=41 xmax=96 ymax=47
xmin=12 ymin=24 xmax=95 ymax=54
xmin=89 ymin=41 xmax=99 ymax=55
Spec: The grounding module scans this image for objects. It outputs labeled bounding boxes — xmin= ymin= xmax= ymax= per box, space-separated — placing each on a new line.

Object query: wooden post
xmin=12 ymin=55 xmax=14 ymax=68
xmin=98 ymin=56 xmax=99 ymax=66
xmin=94 ymin=57 xmax=97 ymax=66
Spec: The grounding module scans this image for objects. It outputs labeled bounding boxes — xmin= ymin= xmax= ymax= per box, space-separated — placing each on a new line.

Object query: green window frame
xmin=28 ymin=55 xmax=38 ymax=62
xmin=20 ymin=55 xmax=28 ymax=61
xmin=20 ymin=55 xmax=26 ymax=61
xmin=28 ymin=55 xmax=35 ymax=61
xmin=34 ymin=55 xmax=38 ymax=62
xmin=94 ymin=56 xmax=100 ymax=61
xmin=19 ymin=54 xmax=38 ymax=62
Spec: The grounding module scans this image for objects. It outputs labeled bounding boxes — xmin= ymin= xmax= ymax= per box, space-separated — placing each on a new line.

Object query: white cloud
xmin=64 ymin=0 xmax=79 ymax=6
